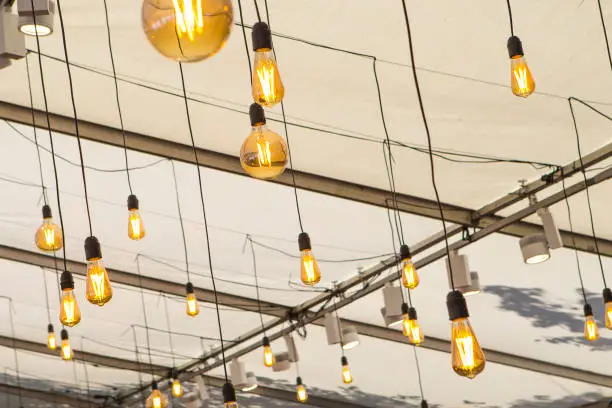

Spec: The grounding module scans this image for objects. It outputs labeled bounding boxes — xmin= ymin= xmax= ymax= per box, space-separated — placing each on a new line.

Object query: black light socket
xmin=446 ymin=290 xmax=469 ymax=321
xmin=252 ymin=21 xmax=272 ymax=51
xmin=584 ymin=303 xmax=594 ymax=317
xmin=507 ymin=36 xmax=524 ymax=58
xmin=604 ymin=288 xmax=612 ymax=304
xmin=60 ymin=271 xmax=74 ymax=290
xmin=421 ymin=400 xmax=429 ymax=408
xmin=84 ymin=236 xmax=102 ymax=261
xmin=152 ymin=381 xmax=158 ymax=390
xmin=60 ymin=329 xmax=68 ymax=341
xmin=341 ymin=356 xmax=348 ymax=366
xmin=262 ymin=336 xmax=270 ymax=347
xmin=296 ymin=376 xmax=303 ymax=386
xmin=186 ymin=282 xmax=194 ymax=294
xmin=399 ymin=244 xmax=411 ymax=261
xmin=47 ymin=323 xmax=54 ymax=333
xmin=298 ymin=232 xmax=312 ymax=251
xmin=249 ymin=103 xmax=266 ymax=126
xmin=408 ymin=306 xmax=418 ymax=320
xmin=127 ymin=194 xmax=139 ymax=211
xmin=222 ymin=382 xmax=236 ymax=403
xmin=42 ymin=205 xmax=52 ymax=219
xmin=401 ymin=302 xmax=409 ymax=315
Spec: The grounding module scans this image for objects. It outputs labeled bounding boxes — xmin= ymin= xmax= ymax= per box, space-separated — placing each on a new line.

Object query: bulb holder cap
xmin=298 ymin=232 xmax=312 ymax=251
xmin=47 ymin=323 xmax=54 ymax=333
xmin=408 ymin=306 xmax=417 ymax=320
xmin=507 ymin=35 xmax=524 ymax=58
xmin=401 ymin=302 xmax=409 ymax=315
xmin=447 ymin=290 xmax=469 ymax=321
xmin=186 ymin=282 xmax=195 ymax=294
xmin=584 ymin=303 xmax=594 ymax=317
xmin=249 ymin=102 xmax=266 ymax=126
xmin=127 ymin=194 xmax=139 ymax=210
xmin=252 ymin=21 xmax=272 ymax=51
xmin=296 ymin=376 xmax=303 ymax=386
xmin=341 ymin=356 xmax=348 ymax=366
xmin=399 ymin=244 xmax=411 ymax=261
xmin=421 ymin=400 xmax=429 ymax=408
xmin=42 ymin=204 xmax=52 ymax=219
xmin=604 ymin=288 xmax=612 ymax=303
xmin=222 ymin=382 xmax=236 ymax=403
xmin=152 ymin=381 xmax=158 ymax=390
xmin=60 ymin=328 xmax=68 ymax=341
xmin=60 ymin=271 xmax=74 ymax=290
xmin=84 ymin=236 xmax=102 ymax=261
xmin=262 ymin=336 xmax=270 ymax=347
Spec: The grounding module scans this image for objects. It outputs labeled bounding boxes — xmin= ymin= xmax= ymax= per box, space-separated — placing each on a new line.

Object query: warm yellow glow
xmin=402 ymin=315 xmax=424 ymax=345
xmin=401 ymin=258 xmax=419 ymax=289
xmin=450 ymin=317 xmax=485 ymax=379
xmin=584 ymin=316 xmax=599 ymax=341
xmin=240 ymin=126 xmax=288 ymax=180
xmin=86 ymin=259 xmax=113 ymax=306
xmin=128 ymin=209 xmax=146 ymax=240
xmin=263 ymin=345 xmax=275 ymax=367
xmin=224 ymin=402 xmax=239 ymax=408
xmin=59 ymin=289 xmax=81 ymax=327
xmin=252 ymin=49 xmax=284 ymax=107
xmin=300 ymin=250 xmax=321 ymax=286
xmin=606 ymin=302 xmax=612 ymax=329
xmin=296 ymin=384 xmax=308 ymax=403
xmin=172 ymin=0 xmax=205 ymax=41
xmin=341 ymin=364 xmax=353 ymax=384
xmin=171 ymin=379 xmax=183 ymax=397
xmin=147 ymin=389 xmax=167 ymax=408
xmin=186 ymin=293 xmax=200 ymax=316
xmin=35 ymin=218 xmax=63 ymax=251
xmin=47 ymin=332 xmax=57 ymax=350
xmin=510 ymin=56 xmax=535 ymax=98
xmin=61 ymin=339 xmax=72 ymax=361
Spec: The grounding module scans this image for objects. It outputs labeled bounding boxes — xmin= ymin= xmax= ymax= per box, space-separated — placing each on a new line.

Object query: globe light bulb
xmin=296 ymin=377 xmax=307 ymax=403
xmin=146 ymin=383 xmax=168 ymax=408
xmin=401 ymin=304 xmax=424 ymax=345
xmin=47 ymin=324 xmax=57 ymax=350
xmin=399 ymin=245 xmax=419 ymax=289
xmin=127 ymin=195 xmax=146 ymax=240
xmin=583 ymin=304 xmax=599 ymax=341
xmin=298 ymin=232 xmax=321 ymax=286
xmin=603 ymin=288 xmax=612 ymax=330
xmin=85 ymin=237 xmax=113 ymax=306
xmin=341 ymin=356 xmax=353 ymax=384
xmin=142 ymin=0 xmax=233 ymax=62
xmin=35 ymin=205 xmax=63 ymax=251
xmin=60 ymin=329 xmax=72 ymax=361
xmin=223 ymin=382 xmax=239 ymax=408
xmin=262 ymin=336 xmax=275 ymax=367
xmin=507 ymin=36 xmax=535 ymax=98
xmin=59 ymin=272 xmax=81 ymax=327
xmin=171 ymin=379 xmax=183 ymax=398
xmin=185 ymin=282 xmax=200 ymax=317
xmin=251 ymin=22 xmax=284 ymax=107
xmin=447 ymin=291 xmax=485 ymax=379
xmin=240 ymin=104 xmax=288 ymax=180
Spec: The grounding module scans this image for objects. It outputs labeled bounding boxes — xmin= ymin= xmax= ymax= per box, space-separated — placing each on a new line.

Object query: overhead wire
xmin=136 ymin=255 xmax=156 ymax=383
xmin=24 ymin=55 xmax=47 ymax=205
xmin=246 ymin=235 xmax=266 ymax=332
xmin=2 ymin=297 xmax=23 ymax=407
xmin=170 ymin=160 xmax=191 ymax=283
xmin=40 ymin=267 xmax=52 ymax=324
xmin=506 ymin=0 xmax=515 ymax=37
xmin=162 ymin=296 xmax=177 ymax=370
xmin=597 ymin=0 xmax=612 ymax=74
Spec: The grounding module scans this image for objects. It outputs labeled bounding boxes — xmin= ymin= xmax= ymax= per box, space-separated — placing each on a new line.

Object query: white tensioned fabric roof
xmin=0 ymin=0 xmax=610 ymax=407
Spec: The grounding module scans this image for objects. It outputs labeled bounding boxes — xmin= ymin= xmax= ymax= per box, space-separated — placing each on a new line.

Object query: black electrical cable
xmin=237 ymin=0 xmax=253 ymax=81
xmin=412 ymin=346 xmax=425 ymax=401
xmin=162 ymin=296 xmax=177 ymax=370
xmin=400 ymin=0 xmax=455 ymax=288
xmin=250 ymin=239 xmax=392 ymax=263
xmin=25 ymin=55 xmax=47 ymax=205
xmin=170 ymin=161 xmax=190 ymax=283
xmin=56 ymin=0 xmax=94 ymax=236
xmin=80 ymin=338 xmax=92 ymax=404
xmin=569 ymin=96 xmax=612 ymax=122
xmin=5 ymin=298 xmax=23 ymax=407
xmin=177 ymin=62 xmax=229 ymax=382
xmin=385 ymin=204 xmax=412 ymax=306
xmin=136 ymin=256 xmax=156 ymax=382
xmin=131 ymin=326 xmax=145 ymax=396
xmin=568 ymin=98 xmax=607 ymax=288
xmin=597 ymin=0 xmax=612 ymax=74
xmin=383 ymin=141 xmax=406 ymax=246
xmin=253 ymin=0 xmax=262 ymax=23
xmin=506 ymin=0 xmax=514 ymax=36
xmin=41 ymin=268 xmax=52 ymax=324
xmin=247 ymin=236 xmax=266 ymax=332
xmin=102 ymin=0 xmax=133 ymax=195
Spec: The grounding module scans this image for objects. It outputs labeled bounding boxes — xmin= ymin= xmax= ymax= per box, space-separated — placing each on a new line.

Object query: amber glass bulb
xmin=86 ymin=259 xmax=113 ymax=306
xmin=61 ymin=338 xmax=72 ymax=361
xmin=252 ymin=49 xmax=284 ymax=107
xmin=224 ymin=402 xmax=239 ymax=408
xmin=240 ymin=124 xmax=288 ymax=180
xmin=59 ymin=289 xmax=81 ymax=327
xmin=47 ymin=331 xmax=57 ymax=350
xmin=402 ymin=314 xmax=424 ymax=345
xmin=186 ymin=293 xmax=200 ymax=316
xmin=128 ymin=209 xmax=146 ymax=240
xmin=450 ymin=317 xmax=485 ymax=379
xmin=35 ymin=218 xmax=63 ymax=251
xmin=341 ymin=363 xmax=353 ymax=384
xmin=605 ymin=301 xmax=612 ymax=329
xmin=510 ymin=56 xmax=535 ymax=98
xmin=300 ymin=250 xmax=321 ymax=286
xmin=401 ymin=258 xmax=419 ymax=289
xmin=263 ymin=345 xmax=275 ymax=367
xmin=171 ymin=379 xmax=183 ymax=397
xmin=142 ymin=0 xmax=233 ymax=62
xmin=584 ymin=315 xmax=599 ymax=341
xmin=147 ymin=389 xmax=168 ymax=408
xmin=296 ymin=384 xmax=307 ymax=403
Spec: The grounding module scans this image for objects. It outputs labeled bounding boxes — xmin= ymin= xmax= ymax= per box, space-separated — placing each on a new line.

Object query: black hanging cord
xmin=597 ymin=0 xmax=612 ymax=73
xmin=136 ymin=256 xmax=156 ymax=382
xmin=29 ymin=0 xmax=68 ymax=273
xmin=568 ymin=98 xmax=607 ymax=288
xmin=162 ymin=296 xmax=177 ymax=369
xmin=385 ymin=204 xmax=411 ymax=306
xmin=400 ymin=0 xmax=455 ymax=288
xmin=412 ymin=347 xmax=425 ymax=400
xmin=247 ymin=235 xmax=266 ymax=332
xmin=41 ymin=268 xmax=52 ymax=323
xmin=237 ymin=0 xmax=253 ymax=81
xmin=56 ymin=0 xmax=94 ymax=236
xmin=102 ymin=0 xmax=133 ymax=194
xmin=506 ymin=0 xmax=514 ymax=36
xmin=80 ymin=338 xmax=92 ymax=404
xmin=130 ymin=326 xmax=145 ymax=404
xmin=253 ymin=0 xmax=262 ymax=23
xmin=177 ymin=62 xmax=229 ymax=382
xmin=382 ymin=140 xmax=405 ymax=246
xmin=6 ymin=298 xmax=23 ymax=407
xmin=25 ymin=55 xmax=48 ymax=205
xmin=170 ymin=161 xmax=190 ymax=282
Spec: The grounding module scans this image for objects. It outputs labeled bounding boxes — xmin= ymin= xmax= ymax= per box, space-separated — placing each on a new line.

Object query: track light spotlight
xmin=446 ymin=250 xmax=476 ymax=292
xmin=284 ymin=334 xmax=299 ymax=362
xmin=243 ymin=372 xmax=258 ymax=392
xmin=195 ymin=375 xmax=209 ymax=401
xmin=381 ymin=283 xmax=403 ymax=327
xmin=0 ymin=4 xmax=25 ymax=68
xmin=272 ymin=352 xmax=291 ymax=372
xmin=341 ymin=326 xmax=360 ymax=350
xmin=461 ymin=272 xmax=482 ymax=296
xmin=537 ymin=206 xmax=562 ymax=249
xmin=230 ymin=358 xmax=255 ymax=392
xmin=519 ymin=234 xmax=550 ymax=264
xmin=324 ymin=312 xmax=341 ymax=345
xmin=17 ymin=0 xmax=54 ymax=36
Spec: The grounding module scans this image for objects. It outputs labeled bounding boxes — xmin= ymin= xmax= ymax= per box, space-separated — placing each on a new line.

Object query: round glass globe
xmin=142 ymin=0 xmax=233 ymax=62
xmin=240 ymin=125 xmax=288 ymax=180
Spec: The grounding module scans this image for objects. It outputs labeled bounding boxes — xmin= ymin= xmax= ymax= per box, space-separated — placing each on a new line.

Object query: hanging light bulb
xmin=59 ymin=271 xmax=81 ymax=327
xmin=240 ymin=103 xmax=288 ymax=180
xmin=35 ymin=205 xmax=63 ymax=251
xmin=60 ymin=329 xmax=72 ymax=361
xmin=447 ymin=290 xmax=485 ymax=379
xmin=603 ymin=288 xmax=612 ymax=329
xmin=141 ymin=0 xmax=233 ymax=62
xmin=223 ymin=382 xmax=239 ymax=408
xmin=171 ymin=378 xmax=183 ymax=398
xmin=146 ymin=382 xmax=168 ymax=408
xmin=251 ymin=22 xmax=284 ymax=107
xmin=262 ymin=336 xmax=275 ymax=367
xmin=185 ymin=282 xmax=200 ymax=317
xmin=296 ymin=377 xmax=308 ymax=403
xmin=47 ymin=323 xmax=57 ymax=350
xmin=127 ymin=195 xmax=146 ymax=240
xmin=401 ymin=303 xmax=424 ymax=345
xmin=421 ymin=401 xmax=429 ymax=408
xmin=85 ymin=237 xmax=113 ymax=306
xmin=298 ymin=232 xmax=321 ymax=286
xmin=583 ymin=303 xmax=599 ymax=341
xmin=399 ymin=244 xmax=419 ymax=289
xmin=341 ymin=356 xmax=353 ymax=384
xmin=507 ymin=36 xmax=535 ymax=98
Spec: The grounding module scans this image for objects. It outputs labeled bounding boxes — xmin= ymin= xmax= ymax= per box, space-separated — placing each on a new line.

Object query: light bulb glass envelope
xmin=341 ymin=326 xmax=360 ymax=350
xmin=35 ymin=205 xmax=63 ymax=251
xmin=47 ymin=324 xmax=57 ymax=350
xmin=240 ymin=124 xmax=288 ymax=179
xmin=341 ymin=356 xmax=353 ymax=384
xmin=146 ymin=387 xmax=168 ymax=408
xmin=85 ymin=236 xmax=113 ymax=306
xmin=507 ymin=36 xmax=535 ymax=97
xmin=60 ymin=330 xmax=72 ymax=361
xmin=604 ymin=288 xmax=612 ymax=330
xmin=447 ymin=291 xmax=485 ymax=379
xmin=59 ymin=272 xmax=81 ymax=327
xmin=402 ymin=305 xmax=424 ymax=345
xmin=296 ymin=377 xmax=308 ymax=403
xmin=127 ymin=195 xmax=145 ymax=240
xmin=251 ymin=22 xmax=284 ymax=107
xmin=185 ymin=282 xmax=200 ymax=316
xmin=172 ymin=379 xmax=183 ymax=397
xmin=298 ymin=232 xmax=321 ymax=286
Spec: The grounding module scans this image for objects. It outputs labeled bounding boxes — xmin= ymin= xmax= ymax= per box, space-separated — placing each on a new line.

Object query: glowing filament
xmin=44 ymin=228 xmax=55 ymax=246
xmin=47 ymin=333 xmax=57 ymax=350
xmin=455 ymin=336 xmax=475 ymax=369
xmin=61 ymin=341 xmax=72 ymax=361
xmin=297 ymin=385 xmax=307 ymax=402
xmin=263 ymin=345 xmax=275 ymax=367
xmin=585 ymin=316 xmax=599 ymax=341
xmin=173 ymin=0 xmax=204 ymax=41
xmin=186 ymin=293 xmax=200 ymax=316
xmin=256 ymin=138 xmax=272 ymax=167
xmin=342 ymin=365 xmax=353 ymax=384
xmin=256 ymin=64 xmax=276 ymax=102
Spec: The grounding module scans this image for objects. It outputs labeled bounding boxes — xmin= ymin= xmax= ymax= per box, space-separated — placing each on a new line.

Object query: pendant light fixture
xmin=262 ymin=336 xmax=275 ymax=367
xmin=41 ymin=267 xmax=57 ymax=350
xmin=584 ymin=304 xmax=599 ymax=341
xmin=84 ymin=236 xmax=113 ymax=306
xmin=17 ymin=0 xmax=55 ymax=36
xmin=447 ymin=291 xmax=486 ymax=379
xmin=251 ymin=21 xmax=284 ymax=107
xmin=401 ymin=303 xmax=424 ymax=345
xmin=146 ymin=382 xmax=168 ymax=408
xmin=505 ymin=0 xmax=535 ymax=97
xmin=400 ymin=244 xmax=419 ymax=289
xmin=60 ymin=329 xmax=72 ymax=361
xmin=127 ymin=195 xmax=145 ymax=240
xmin=299 ymin=232 xmax=321 ymax=286
xmin=185 ymin=282 xmax=199 ymax=317
xmin=47 ymin=323 xmax=57 ymax=350
xmin=296 ymin=376 xmax=308 ymax=403
xmin=35 ymin=205 xmax=63 ymax=251
xmin=340 ymin=356 xmax=353 ymax=384
xmin=223 ymin=382 xmax=239 ymax=408
xmin=59 ymin=271 xmax=81 ymax=327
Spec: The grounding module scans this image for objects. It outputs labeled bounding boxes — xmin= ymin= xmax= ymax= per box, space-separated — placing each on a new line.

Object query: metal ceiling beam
xmin=1 ymin=100 xmax=611 ymax=257
xmin=0 ymin=381 xmax=107 ymax=408
xmin=579 ymin=398 xmax=612 ymax=408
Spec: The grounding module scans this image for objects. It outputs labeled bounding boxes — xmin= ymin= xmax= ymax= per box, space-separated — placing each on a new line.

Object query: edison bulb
xmin=510 ymin=56 xmax=535 ymax=97
xmin=59 ymin=289 xmax=81 ymax=327
xmin=585 ymin=315 xmax=599 ymax=341
xmin=61 ymin=337 xmax=72 ymax=361
xmin=35 ymin=206 xmax=62 ymax=251
xmin=171 ymin=379 xmax=183 ymax=397
xmin=146 ymin=388 xmax=168 ymax=408
xmin=450 ymin=317 xmax=486 ymax=379
xmin=401 ymin=258 xmax=419 ymax=289
xmin=186 ymin=292 xmax=199 ymax=316
xmin=263 ymin=345 xmax=275 ymax=367
xmin=341 ymin=361 xmax=353 ymax=384
xmin=86 ymin=259 xmax=113 ymax=306
xmin=606 ymin=301 xmax=612 ymax=329
xmin=403 ymin=314 xmax=424 ymax=345
xmin=252 ymin=49 xmax=284 ymax=107
xmin=296 ymin=383 xmax=307 ymax=403
xmin=224 ymin=402 xmax=239 ymax=408
xmin=47 ymin=325 xmax=57 ymax=350
xmin=142 ymin=0 xmax=233 ymax=62
xmin=300 ymin=249 xmax=321 ymax=286
xmin=240 ymin=123 xmax=288 ymax=180
xmin=128 ymin=209 xmax=145 ymax=240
